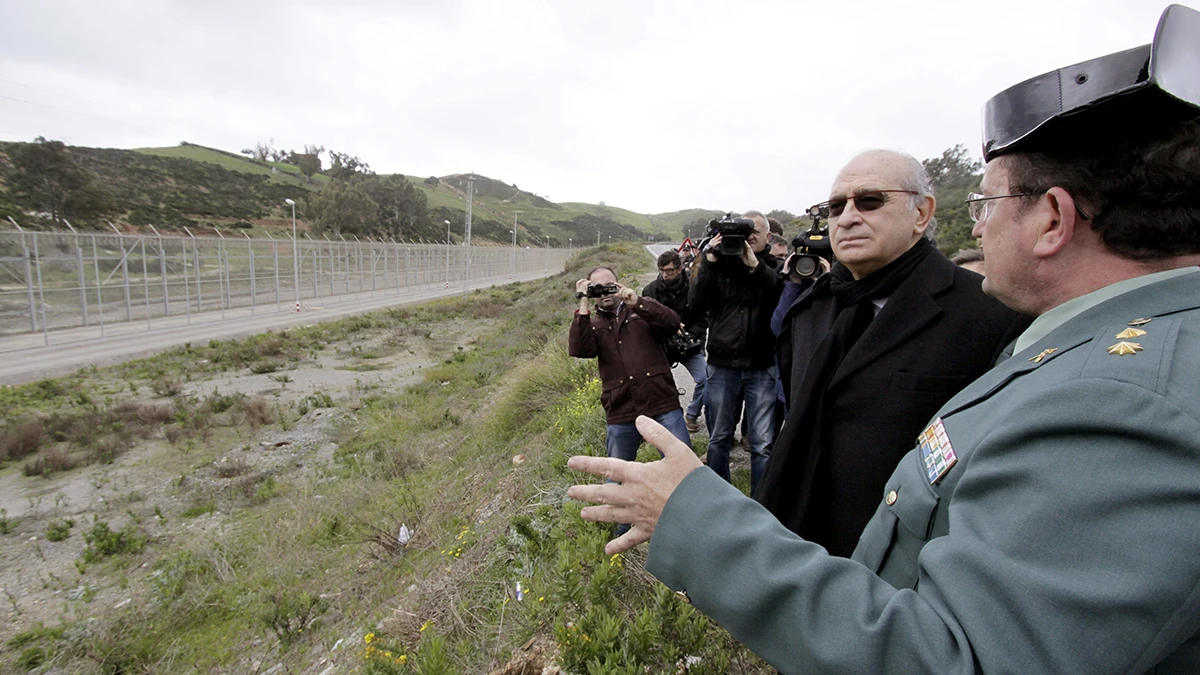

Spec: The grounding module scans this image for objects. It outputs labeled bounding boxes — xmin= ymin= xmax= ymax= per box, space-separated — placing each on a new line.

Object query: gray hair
xmin=846 ymin=149 xmax=937 ymax=240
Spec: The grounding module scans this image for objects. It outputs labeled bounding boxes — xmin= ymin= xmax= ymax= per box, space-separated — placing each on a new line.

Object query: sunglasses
xmin=813 ymin=190 xmax=919 ymax=218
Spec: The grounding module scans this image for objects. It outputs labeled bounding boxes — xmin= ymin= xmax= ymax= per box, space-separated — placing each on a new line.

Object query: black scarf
xmin=755 ymin=237 xmax=934 ymax=545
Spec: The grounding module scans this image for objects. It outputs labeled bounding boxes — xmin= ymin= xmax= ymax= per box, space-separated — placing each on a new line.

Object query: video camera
xmin=788 ymin=204 xmax=834 ymax=281
xmin=576 ymin=283 xmax=618 ymax=299
xmin=664 ymin=331 xmax=704 ymax=364
xmin=702 ymin=214 xmax=756 ymax=257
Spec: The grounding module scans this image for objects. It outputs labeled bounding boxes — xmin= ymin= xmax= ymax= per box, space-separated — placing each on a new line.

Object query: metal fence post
xmin=76 ymin=239 xmax=89 ymax=327
xmin=92 ymin=234 xmax=105 ymax=336
xmin=141 ymin=237 xmax=151 ymax=329
xmin=33 ymin=232 xmax=48 ymax=344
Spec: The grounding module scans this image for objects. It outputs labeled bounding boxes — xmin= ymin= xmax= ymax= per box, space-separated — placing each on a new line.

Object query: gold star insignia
xmin=1029 ymin=348 xmax=1058 ymax=363
xmin=1128 ymin=318 xmax=1152 ymax=327
xmin=1115 ymin=327 xmax=1147 ymax=339
xmin=1107 ymin=341 xmax=1143 ymax=356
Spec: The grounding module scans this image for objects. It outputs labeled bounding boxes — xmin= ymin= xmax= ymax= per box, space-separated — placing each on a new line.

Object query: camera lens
xmin=795 ymin=256 xmax=817 ymax=277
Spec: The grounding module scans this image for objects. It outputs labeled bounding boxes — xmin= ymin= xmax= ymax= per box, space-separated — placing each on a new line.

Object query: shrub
xmin=261 ymin=591 xmax=329 ymax=648
xmin=152 ymin=377 xmax=182 ymax=397
xmin=0 ymin=417 xmax=44 ymax=460
xmin=238 ymin=395 xmax=273 ymax=428
xmin=22 ymin=447 xmax=77 ymax=477
xmin=46 ymin=519 xmax=74 ymax=542
xmin=81 ymin=520 xmax=146 ymax=562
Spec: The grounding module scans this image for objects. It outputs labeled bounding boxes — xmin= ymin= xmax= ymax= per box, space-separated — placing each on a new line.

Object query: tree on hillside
xmin=306 ymin=179 xmax=379 ymax=237
xmin=359 ymin=174 xmax=429 ymax=238
xmin=241 ymin=139 xmax=276 ymax=162
xmin=766 ymin=209 xmax=799 ymax=228
xmin=922 ymin=144 xmax=984 ymax=255
xmin=327 ymin=151 xmax=372 ymax=182
xmin=288 ymin=144 xmax=325 ymax=183
xmin=682 ymin=216 xmax=712 ymax=241
xmin=923 ymin=144 xmax=983 ymax=190
xmin=424 ymin=176 xmax=439 ymax=189
xmin=6 ymin=137 xmax=115 ymax=227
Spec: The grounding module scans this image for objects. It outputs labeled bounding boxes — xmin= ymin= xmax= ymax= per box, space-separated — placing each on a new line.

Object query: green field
xmin=136 ymin=145 xmax=328 ymax=190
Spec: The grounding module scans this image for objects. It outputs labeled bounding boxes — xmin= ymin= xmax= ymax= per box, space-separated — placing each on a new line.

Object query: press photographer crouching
xmin=569 ymin=266 xmax=693 ymax=533
xmin=642 ymin=250 xmax=708 ymax=432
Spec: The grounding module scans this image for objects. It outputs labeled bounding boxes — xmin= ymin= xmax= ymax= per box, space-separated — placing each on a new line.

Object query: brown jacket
xmin=568 ymin=296 xmax=682 ymax=424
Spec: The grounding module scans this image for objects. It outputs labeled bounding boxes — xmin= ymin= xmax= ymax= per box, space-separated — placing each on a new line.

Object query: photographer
xmin=568 ymin=267 xmax=692 ymax=523
xmin=642 ymin=250 xmax=708 ymax=432
xmin=689 ymin=210 xmax=782 ymax=495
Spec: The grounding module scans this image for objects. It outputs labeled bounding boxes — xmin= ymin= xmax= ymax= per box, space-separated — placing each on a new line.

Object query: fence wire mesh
xmin=0 ymin=230 xmax=571 ymax=339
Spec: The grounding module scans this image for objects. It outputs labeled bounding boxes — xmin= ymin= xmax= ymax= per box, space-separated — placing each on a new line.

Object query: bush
xmin=261 ymin=591 xmax=329 ymax=648
xmin=81 ymin=520 xmax=146 ymax=562
xmin=46 ymin=519 xmax=74 ymax=542
xmin=0 ymin=417 xmax=44 ymax=460
xmin=22 ymin=447 xmax=77 ymax=477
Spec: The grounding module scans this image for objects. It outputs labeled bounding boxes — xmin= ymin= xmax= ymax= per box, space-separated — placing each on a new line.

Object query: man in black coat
xmin=690 ymin=210 xmax=783 ymax=496
xmin=757 ymin=149 xmax=1030 ymax=557
xmin=642 ymin=250 xmax=708 ymax=431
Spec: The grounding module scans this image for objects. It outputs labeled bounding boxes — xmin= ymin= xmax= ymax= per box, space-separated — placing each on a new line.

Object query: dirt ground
xmin=0 ymin=315 xmax=496 ymax=647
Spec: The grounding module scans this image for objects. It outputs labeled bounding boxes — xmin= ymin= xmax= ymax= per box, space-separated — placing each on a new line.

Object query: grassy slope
xmin=0 ymin=244 xmax=769 ymax=674
xmin=136 ymin=145 xmax=327 ymax=190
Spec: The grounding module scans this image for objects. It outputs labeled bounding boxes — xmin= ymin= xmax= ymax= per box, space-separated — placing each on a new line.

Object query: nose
xmin=971 ymin=217 xmax=984 ymax=240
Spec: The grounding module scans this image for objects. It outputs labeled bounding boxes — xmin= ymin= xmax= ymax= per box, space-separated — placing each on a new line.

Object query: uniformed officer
xmin=567 ymin=5 xmax=1200 ymax=673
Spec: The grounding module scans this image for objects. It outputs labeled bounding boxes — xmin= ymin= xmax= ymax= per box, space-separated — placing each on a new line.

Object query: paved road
xmin=0 ymin=270 xmax=559 ymax=385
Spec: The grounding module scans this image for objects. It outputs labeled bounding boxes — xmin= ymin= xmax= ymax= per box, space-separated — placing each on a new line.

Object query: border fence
xmin=0 ymin=230 xmax=572 ymax=341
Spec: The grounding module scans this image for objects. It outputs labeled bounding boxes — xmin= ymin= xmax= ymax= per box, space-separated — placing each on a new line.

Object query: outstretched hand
xmin=567 ymin=415 xmax=703 ymax=555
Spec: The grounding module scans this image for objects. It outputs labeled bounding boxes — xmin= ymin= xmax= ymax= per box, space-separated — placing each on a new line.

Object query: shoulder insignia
xmin=1107 ymin=341 xmax=1143 ymax=356
xmin=1115 ymin=327 xmax=1147 ymax=339
xmin=1127 ymin=318 xmax=1153 ymax=327
xmin=1029 ymin=347 xmax=1057 ymax=363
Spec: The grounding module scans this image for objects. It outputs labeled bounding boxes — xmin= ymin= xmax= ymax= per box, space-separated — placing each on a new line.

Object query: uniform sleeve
xmin=567 ymin=312 xmax=597 ymax=358
xmin=646 ymin=378 xmax=1200 ymax=674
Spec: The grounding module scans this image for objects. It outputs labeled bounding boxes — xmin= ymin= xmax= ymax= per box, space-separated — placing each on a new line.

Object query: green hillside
xmin=137 ymin=144 xmax=328 ymax=188
xmin=0 ymin=139 xmax=708 ymax=245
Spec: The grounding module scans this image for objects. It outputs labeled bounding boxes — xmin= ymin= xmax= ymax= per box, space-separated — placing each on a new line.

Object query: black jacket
xmin=764 ymin=252 xmax=1031 ymax=556
xmin=689 ymin=249 xmax=783 ymax=369
xmin=642 ymin=274 xmax=707 ymax=341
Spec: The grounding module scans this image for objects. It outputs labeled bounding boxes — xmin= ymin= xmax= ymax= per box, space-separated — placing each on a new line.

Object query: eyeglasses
xmin=813 ymin=190 xmax=919 ymax=218
xmin=659 ymin=266 xmax=681 ymax=274
xmin=965 ymin=191 xmax=1093 ymax=223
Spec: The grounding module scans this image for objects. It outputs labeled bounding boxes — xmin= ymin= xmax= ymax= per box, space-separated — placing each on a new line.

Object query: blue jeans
xmin=679 ymin=352 xmax=708 ymax=420
xmin=605 ymin=408 xmax=693 ymax=462
xmin=706 ymin=364 xmax=776 ymax=495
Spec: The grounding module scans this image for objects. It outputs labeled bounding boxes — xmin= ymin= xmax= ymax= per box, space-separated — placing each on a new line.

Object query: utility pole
xmin=462 ymin=178 xmax=473 ymax=295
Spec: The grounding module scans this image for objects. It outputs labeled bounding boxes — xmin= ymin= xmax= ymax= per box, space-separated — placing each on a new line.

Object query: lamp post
xmin=444 ymin=219 xmax=451 ymax=287
xmin=284 ymin=198 xmax=298 ymax=309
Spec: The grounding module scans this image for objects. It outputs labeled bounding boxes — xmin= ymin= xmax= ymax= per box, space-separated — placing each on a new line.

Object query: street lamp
xmin=284 ymin=198 xmax=298 ymax=309
xmin=444 ymin=219 xmax=451 ymax=286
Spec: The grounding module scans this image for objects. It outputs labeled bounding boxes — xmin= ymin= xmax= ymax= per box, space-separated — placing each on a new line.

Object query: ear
xmin=1031 ymin=187 xmax=1083 ymax=258
xmin=913 ymin=194 xmax=936 ymax=235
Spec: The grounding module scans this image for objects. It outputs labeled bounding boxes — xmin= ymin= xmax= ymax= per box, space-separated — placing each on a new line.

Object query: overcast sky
xmin=0 ymin=0 xmax=1173 ymax=215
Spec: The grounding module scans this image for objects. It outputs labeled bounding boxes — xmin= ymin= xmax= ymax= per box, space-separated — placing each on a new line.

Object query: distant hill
xmin=0 ymin=140 xmax=708 ymax=244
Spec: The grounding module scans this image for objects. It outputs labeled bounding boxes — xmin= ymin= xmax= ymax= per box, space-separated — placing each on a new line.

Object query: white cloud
xmin=0 ymin=0 xmax=1174 ymax=215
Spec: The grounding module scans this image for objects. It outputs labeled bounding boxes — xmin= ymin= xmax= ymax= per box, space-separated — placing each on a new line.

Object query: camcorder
xmin=663 ymin=331 xmax=704 ymax=364
xmin=701 ymin=214 xmax=756 ymax=257
xmin=576 ymin=283 xmax=619 ymax=299
xmin=788 ymin=204 xmax=834 ymax=281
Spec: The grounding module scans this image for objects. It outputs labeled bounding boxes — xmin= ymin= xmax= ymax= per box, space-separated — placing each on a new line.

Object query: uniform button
xmin=675 ymin=590 xmax=691 ymax=604
xmin=629 ymin=376 xmax=633 ymax=380
xmin=646 ymin=372 xmax=651 ymax=376
xmin=618 ymin=341 xmax=622 ymax=344
xmin=885 ymin=490 xmax=898 ymax=506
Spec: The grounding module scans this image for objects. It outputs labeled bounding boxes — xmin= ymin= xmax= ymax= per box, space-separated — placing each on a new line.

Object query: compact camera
xmin=576 ymin=283 xmax=619 ymax=299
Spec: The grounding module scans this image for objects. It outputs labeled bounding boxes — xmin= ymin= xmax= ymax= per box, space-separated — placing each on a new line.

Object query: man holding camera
xmin=689 ymin=210 xmax=782 ymax=495
xmin=642 ymin=250 xmax=708 ymax=432
xmin=757 ymin=149 xmax=1028 ymax=557
xmin=568 ymin=6 xmax=1200 ymax=670
xmin=568 ymin=266 xmax=692 ymax=472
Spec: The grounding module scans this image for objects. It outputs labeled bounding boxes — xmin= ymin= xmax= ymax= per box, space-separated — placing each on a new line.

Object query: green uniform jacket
xmin=647 ymin=271 xmax=1200 ymax=674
